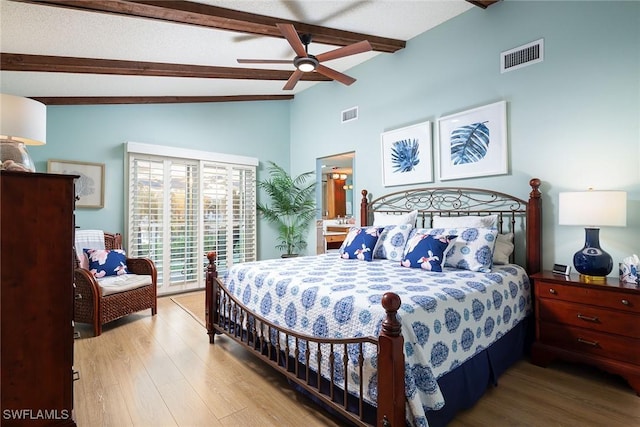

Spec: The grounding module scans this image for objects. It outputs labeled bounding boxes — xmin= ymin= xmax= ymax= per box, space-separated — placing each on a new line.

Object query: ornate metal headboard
xmin=360 ymin=178 xmax=542 ymax=274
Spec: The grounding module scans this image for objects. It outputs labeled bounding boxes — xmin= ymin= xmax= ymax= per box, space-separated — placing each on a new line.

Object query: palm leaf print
xmin=450 ymin=121 xmax=490 ymax=165
xmin=391 ymin=138 xmax=420 ymax=173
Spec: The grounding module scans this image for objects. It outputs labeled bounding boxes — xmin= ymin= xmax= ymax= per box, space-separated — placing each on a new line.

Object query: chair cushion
xmin=85 ymin=249 xmax=128 ymax=278
xmin=97 ymin=274 xmax=153 ymax=296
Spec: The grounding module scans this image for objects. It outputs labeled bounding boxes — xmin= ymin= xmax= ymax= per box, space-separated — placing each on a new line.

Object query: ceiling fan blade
xmin=315 ymin=40 xmax=372 ymax=63
xmin=316 ymin=64 xmax=356 ymax=86
xmin=283 ymin=69 xmax=304 ymax=90
xmin=237 ymin=59 xmax=292 ymax=64
xmin=276 ymin=23 xmax=308 ymax=58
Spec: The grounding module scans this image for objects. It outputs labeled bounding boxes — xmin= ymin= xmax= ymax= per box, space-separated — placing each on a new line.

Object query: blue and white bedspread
xmin=224 ymin=253 xmax=532 ymax=427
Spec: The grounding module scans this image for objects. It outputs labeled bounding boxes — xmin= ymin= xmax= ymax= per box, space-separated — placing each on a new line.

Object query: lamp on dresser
xmin=0 ymin=93 xmax=47 ymax=172
xmin=559 ymin=189 xmax=627 ymax=283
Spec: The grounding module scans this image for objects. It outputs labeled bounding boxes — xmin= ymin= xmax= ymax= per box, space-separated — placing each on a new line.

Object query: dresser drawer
xmin=535 ymin=281 xmax=640 ymax=314
xmin=538 ymin=299 xmax=640 ymax=339
xmin=539 ymin=321 xmax=640 ymax=365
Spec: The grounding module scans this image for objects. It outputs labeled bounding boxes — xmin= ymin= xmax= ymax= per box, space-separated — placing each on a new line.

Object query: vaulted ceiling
xmin=0 ymin=0 xmax=498 ymax=105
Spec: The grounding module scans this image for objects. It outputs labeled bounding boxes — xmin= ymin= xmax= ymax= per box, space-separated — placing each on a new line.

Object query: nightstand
xmin=530 ymin=271 xmax=640 ymax=395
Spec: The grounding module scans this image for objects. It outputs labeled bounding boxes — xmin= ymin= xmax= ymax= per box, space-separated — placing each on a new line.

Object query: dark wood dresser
xmin=1 ymin=171 xmax=78 ymax=426
xmin=531 ymin=271 xmax=640 ymax=395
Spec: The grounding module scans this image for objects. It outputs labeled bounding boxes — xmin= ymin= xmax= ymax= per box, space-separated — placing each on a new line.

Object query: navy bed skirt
xmin=425 ymin=316 xmax=532 ymax=426
xmin=290 ymin=316 xmax=532 ymax=426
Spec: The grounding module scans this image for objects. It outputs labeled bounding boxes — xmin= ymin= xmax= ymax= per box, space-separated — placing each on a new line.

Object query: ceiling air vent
xmin=341 ymin=106 xmax=358 ymax=124
xmin=501 ymin=39 xmax=544 ymax=73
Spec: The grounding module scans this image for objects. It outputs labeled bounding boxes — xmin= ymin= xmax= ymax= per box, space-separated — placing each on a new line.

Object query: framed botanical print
xmin=48 ymin=159 xmax=105 ymax=208
xmin=437 ymin=100 xmax=508 ymax=181
xmin=381 ymin=121 xmax=433 ymax=187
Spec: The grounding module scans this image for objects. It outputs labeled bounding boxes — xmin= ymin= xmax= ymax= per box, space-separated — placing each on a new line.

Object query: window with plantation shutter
xmin=202 ymin=163 xmax=256 ymax=276
xmin=126 ymin=142 xmax=257 ymax=295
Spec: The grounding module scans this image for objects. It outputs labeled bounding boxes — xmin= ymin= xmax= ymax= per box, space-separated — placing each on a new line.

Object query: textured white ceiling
xmin=0 ymin=0 xmax=474 ymax=98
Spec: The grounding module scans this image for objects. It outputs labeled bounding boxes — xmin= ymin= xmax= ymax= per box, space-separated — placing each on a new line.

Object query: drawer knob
xmin=577 ymin=313 xmax=599 ymax=323
xmin=577 ymin=337 xmax=599 ymax=347
xmin=548 ymin=288 xmax=557 ymax=295
xmin=621 ymin=299 xmax=630 ymax=306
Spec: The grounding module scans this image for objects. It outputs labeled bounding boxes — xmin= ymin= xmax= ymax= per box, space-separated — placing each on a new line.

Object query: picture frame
xmin=47 ymin=159 xmax=105 ymax=208
xmin=437 ymin=100 xmax=508 ymax=181
xmin=381 ymin=121 xmax=433 ymax=187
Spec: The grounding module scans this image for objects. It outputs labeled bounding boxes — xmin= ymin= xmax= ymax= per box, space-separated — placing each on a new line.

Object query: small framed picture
xmin=437 ymin=100 xmax=508 ymax=181
xmin=48 ymin=159 xmax=105 ymax=208
xmin=381 ymin=121 xmax=433 ymax=187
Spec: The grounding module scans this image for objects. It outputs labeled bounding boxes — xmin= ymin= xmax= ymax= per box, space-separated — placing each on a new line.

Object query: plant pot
xmin=281 ymin=254 xmax=299 ymax=258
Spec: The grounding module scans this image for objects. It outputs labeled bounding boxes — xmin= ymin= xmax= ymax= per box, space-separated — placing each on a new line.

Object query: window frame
xmin=125 ymin=142 xmax=258 ymax=294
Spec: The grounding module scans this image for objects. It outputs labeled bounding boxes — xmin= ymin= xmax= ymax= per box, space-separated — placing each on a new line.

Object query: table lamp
xmin=0 ymin=94 xmax=47 ymax=172
xmin=559 ymin=190 xmax=627 ymax=283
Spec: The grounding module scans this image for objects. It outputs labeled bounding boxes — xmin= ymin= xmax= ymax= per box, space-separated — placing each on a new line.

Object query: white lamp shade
xmin=559 ymin=191 xmax=627 ymax=227
xmin=0 ymin=94 xmax=47 ymax=145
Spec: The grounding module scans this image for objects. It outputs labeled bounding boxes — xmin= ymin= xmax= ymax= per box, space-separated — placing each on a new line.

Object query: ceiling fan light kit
xmin=294 ymin=56 xmax=318 ymax=72
xmin=237 ymin=23 xmax=373 ymax=90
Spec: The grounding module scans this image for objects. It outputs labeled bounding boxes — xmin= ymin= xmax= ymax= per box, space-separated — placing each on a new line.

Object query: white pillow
xmin=373 ymin=209 xmax=418 ymax=227
xmin=432 ymin=214 xmax=498 ymax=229
xmin=493 ymin=233 xmax=514 ymax=265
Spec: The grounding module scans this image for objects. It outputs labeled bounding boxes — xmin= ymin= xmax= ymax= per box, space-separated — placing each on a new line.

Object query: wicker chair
xmin=74 ymin=232 xmax=157 ymax=336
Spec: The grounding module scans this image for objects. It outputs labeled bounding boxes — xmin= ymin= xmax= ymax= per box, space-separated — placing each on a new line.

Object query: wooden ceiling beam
xmin=30 ymin=95 xmax=294 ymax=105
xmin=1 ymin=53 xmax=331 ymax=82
xmin=12 ymin=0 xmax=406 ymax=53
xmin=466 ymin=1 xmax=501 ymax=9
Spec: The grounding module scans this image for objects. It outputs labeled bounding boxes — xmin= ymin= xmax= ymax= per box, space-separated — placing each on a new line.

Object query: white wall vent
xmin=341 ymin=106 xmax=358 ymax=123
xmin=501 ymin=39 xmax=544 ymax=73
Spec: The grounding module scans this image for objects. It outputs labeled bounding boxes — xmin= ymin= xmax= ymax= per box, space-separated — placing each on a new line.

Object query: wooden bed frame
xmin=205 ymin=178 xmax=542 ymax=426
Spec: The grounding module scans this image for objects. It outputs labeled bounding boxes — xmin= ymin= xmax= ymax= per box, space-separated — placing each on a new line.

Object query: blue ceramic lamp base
xmin=573 ymin=227 xmax=613 ymax=284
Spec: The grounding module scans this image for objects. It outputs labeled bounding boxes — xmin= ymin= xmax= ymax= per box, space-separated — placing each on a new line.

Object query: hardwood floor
xmin=73 ymin=295 xmax=640 ymax=426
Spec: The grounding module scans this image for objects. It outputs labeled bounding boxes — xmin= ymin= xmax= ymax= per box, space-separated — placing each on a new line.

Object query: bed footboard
xmin=205 ymin=252 xmax=405 ymax=426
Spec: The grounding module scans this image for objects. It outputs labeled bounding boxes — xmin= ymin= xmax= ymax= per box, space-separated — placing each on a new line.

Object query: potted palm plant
xmin=257 ymin=161 xmax=317 ymax=257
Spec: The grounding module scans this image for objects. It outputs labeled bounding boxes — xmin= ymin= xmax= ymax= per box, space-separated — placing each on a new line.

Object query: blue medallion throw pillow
xmin=373 ymin=224 xmax=414 ymax=261
xmin=84 ymin=248 xmax=128 ymax=278
xmin=339 ymin=226 xmax=383 ymax=261
xmin=401 ymin=234 xmax=457 ymax=271
xmin=430 ymin=227 xmax=498 ymax=272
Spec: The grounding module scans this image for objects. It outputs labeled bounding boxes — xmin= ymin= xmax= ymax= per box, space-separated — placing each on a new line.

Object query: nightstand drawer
xmin=535 ymin=281 xmax=640 ymax=314
xmin=538 ymin=299 xmax=640 ymax=339
xmin=539 ymin=321 xmax=640 ymax=365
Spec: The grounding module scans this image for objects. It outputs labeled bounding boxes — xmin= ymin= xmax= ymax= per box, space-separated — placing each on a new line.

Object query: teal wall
xmin=28 ymin=1 xmax=639 ymax=271
xmin=290 ymin=1 xmax=640 ymax=272
xmin=31 ymin=101 xmax=291 ymax=260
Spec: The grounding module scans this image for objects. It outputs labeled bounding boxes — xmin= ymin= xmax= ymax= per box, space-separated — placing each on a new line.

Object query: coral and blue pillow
xmin=339 ymin=226 xmax=384 ymax=261
xmin=373 ymin=224 xmax=413 ymax=261
xmin=84 ymin=248 xmax=128 ymax=278
xmin=401 ymin=234 xmax=457 ymax=271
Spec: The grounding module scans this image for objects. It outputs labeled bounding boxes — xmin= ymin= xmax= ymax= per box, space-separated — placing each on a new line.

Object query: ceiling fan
xmin=237 ymin=23 xmax=372 ymax=91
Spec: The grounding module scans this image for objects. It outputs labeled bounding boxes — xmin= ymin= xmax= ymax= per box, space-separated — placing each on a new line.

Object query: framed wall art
xmin=48 ymin=159 xmax=105 ymax=208
xmin=381 ymin=121 xmax=432 ymax=187
xmin=437 ymin=100 xmax=508 ymax=181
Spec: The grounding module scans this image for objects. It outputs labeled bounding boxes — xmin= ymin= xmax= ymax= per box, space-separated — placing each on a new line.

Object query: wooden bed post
xmin=526 ymin=178 xmax=542 ymax=275
xmin=377 ymin=292 xmax=405 ymax=427
xmin=361 ymin=189 xmax=369 ymax=226
xmin=205 ymin=251 xmax=218 ymax=344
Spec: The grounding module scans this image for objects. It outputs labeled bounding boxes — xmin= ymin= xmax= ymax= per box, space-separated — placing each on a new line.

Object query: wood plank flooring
xmin=73 ymin=295 xmax=640 ymax=426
